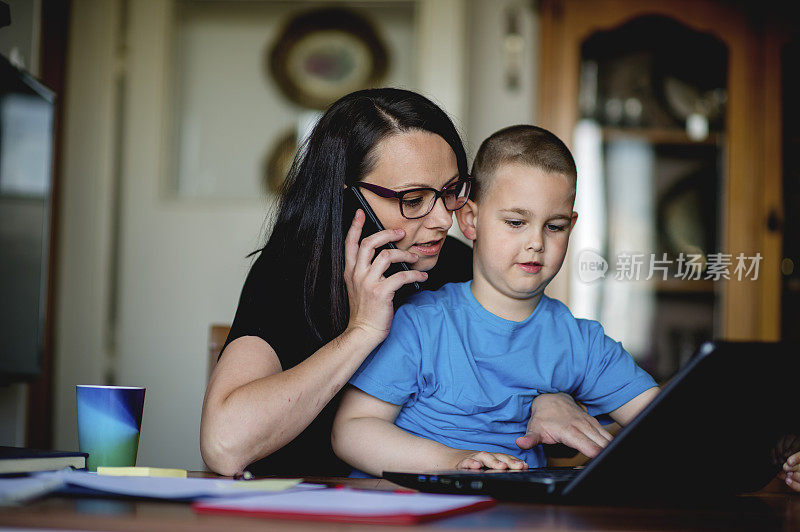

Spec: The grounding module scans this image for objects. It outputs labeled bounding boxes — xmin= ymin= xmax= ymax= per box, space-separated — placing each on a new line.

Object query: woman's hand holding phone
xmin=343 ymin=209 xmax=428 ymax=343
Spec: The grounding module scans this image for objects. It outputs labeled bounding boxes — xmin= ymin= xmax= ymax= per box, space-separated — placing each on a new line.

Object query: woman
xmin=200 ymin=88 xmax=610 ymax=476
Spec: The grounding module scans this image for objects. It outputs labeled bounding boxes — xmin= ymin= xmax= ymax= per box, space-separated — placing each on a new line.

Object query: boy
xmin=331 ymin=125 xmax=659 ymax=476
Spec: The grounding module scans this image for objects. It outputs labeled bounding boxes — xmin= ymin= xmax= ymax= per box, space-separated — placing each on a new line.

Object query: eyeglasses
xmin=352 ymin=177 xmax=473 ymax=220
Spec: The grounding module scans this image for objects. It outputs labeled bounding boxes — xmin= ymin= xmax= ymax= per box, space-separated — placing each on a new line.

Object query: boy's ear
xmin=569 ymin=211 xmax=578 ymax=231
xmin=455 ymin=199 xmax=478 ymax=241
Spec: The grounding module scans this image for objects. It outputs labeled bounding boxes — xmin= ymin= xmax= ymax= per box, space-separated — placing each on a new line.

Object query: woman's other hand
xmin=516 ymin=392 xmax=613 ymax=458
xmin=343 ymin=209 xmax=428 ymax=342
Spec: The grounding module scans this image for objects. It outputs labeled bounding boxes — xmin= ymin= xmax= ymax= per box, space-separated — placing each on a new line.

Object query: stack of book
xmin=0 ymin=446 xmax=87 ymax=475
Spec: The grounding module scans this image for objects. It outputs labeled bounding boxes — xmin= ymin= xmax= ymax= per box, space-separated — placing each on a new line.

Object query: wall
xmin=53 ymin=0 xmax=121 ymax=455
xmin=0 ymin=385 xmax=26 ymax=446
xmin=466 ymin=0 xmax=538 ymax=160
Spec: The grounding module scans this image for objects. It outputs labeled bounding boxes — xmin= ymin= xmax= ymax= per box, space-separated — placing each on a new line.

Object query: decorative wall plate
xmin=268 ymin=8 xmax=388 ymax=109
xmin=264 ymin=128 xmax=297 ymax=195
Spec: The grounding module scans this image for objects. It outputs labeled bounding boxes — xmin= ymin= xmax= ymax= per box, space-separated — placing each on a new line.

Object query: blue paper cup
xmin=76 ymin=385 xmax=146 ymax=472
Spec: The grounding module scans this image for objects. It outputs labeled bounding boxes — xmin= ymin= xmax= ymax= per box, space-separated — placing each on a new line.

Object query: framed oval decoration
xmin=264 ymin=128 xmax=297 ymax=195
xmin=268 ymin=8 xmax=389 ymax=109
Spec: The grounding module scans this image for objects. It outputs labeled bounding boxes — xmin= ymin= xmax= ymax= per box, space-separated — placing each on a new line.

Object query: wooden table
xmin=1 ymin=475 xmax=798 ymax=531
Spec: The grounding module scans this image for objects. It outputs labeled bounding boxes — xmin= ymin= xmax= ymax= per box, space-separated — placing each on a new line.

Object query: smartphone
xmin=343 ymin=186 xmax=420 ymax=291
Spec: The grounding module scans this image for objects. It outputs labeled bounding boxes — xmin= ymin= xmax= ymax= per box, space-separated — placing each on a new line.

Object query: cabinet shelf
xmin=601 ymin=127 xmax=722 ymax=145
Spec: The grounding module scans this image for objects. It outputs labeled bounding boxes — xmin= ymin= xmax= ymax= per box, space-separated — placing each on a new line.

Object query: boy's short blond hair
xmin=470 ymin=125 xmax=577 ymax=201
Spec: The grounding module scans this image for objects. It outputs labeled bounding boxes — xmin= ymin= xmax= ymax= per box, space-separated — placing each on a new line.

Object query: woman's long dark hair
xmin=264 ymin=88 xmax=468 ymax=342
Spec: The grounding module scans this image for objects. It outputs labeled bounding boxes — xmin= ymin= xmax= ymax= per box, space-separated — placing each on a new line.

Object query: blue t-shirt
xmin=349 ymin=281 xmax=657 ymax=469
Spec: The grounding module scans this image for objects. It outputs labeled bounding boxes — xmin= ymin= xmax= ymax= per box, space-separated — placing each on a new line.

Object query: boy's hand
xmin=779 ymin=451 xmax=800 ymax=492
xmin=454 ymin=450 xmax=528 ymax=471
xmin=516 ymin=392 xmax=613 ymax=458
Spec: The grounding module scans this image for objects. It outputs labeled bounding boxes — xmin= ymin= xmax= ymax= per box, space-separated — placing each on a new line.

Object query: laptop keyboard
xmin=480 ymin=467 xmax=582 ymax=483
xmin=385 ymin=467 xmax=584 ymax=497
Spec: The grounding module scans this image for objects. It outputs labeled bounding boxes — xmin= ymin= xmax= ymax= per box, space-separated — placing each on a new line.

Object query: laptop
xmin=383 ymin=341 xmax=800 ymax=502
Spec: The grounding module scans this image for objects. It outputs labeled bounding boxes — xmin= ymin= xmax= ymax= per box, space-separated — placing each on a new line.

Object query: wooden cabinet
xmin=781 ymin=39 xmax=800 ymax=343
xmin=538 ymin=0 xmax=786 ymax=379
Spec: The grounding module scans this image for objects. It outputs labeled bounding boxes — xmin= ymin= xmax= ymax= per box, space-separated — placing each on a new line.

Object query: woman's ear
xmin=455 ymin=199 xmax=478 ymax=241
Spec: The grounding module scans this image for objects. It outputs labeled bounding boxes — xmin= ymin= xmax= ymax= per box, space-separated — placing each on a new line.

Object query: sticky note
xmin=97 ymin=466 xmax=188 ymax=478
xmin=219 ymin=479 xmax=302 ymax=491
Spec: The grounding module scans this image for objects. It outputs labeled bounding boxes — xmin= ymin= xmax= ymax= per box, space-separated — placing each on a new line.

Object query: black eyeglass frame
xmin=350 ymin=177 xmax=473 ymax=220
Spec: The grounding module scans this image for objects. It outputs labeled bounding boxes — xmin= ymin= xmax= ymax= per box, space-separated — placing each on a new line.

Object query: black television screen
xmin=0 ymin=54 xmax=55 ymax=383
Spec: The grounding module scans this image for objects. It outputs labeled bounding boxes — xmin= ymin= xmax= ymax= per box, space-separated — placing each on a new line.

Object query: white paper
xmin=0 ymin=476 xmax=64 ymax=505
xmin=31 ymin=469 xmax=322 ymax=500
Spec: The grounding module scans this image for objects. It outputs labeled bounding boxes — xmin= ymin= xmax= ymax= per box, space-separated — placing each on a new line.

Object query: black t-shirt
xmin=222 ymin=235 xmax=473 ymax=476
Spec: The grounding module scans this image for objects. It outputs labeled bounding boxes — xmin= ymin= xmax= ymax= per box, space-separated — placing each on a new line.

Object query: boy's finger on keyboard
xmin=482 ymin=453 xmax=508 ymax=469
xmin=457 ymin=458 xmax=483 ymax=470
xmin=507 ymin=459 xmax=528 ymax=470
xmin=496 ymin=453 xmax=528 ymax=470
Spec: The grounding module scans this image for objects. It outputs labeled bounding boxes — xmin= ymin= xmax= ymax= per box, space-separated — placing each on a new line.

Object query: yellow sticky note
xmin=220 ymin=478 xmax=302 ymax=491
xmin=97 ymin=466 xmax=188 ymax=478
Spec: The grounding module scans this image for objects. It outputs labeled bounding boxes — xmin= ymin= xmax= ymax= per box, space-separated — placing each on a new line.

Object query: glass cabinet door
xmin=568 ymin=15 xmax=738 ymax=381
